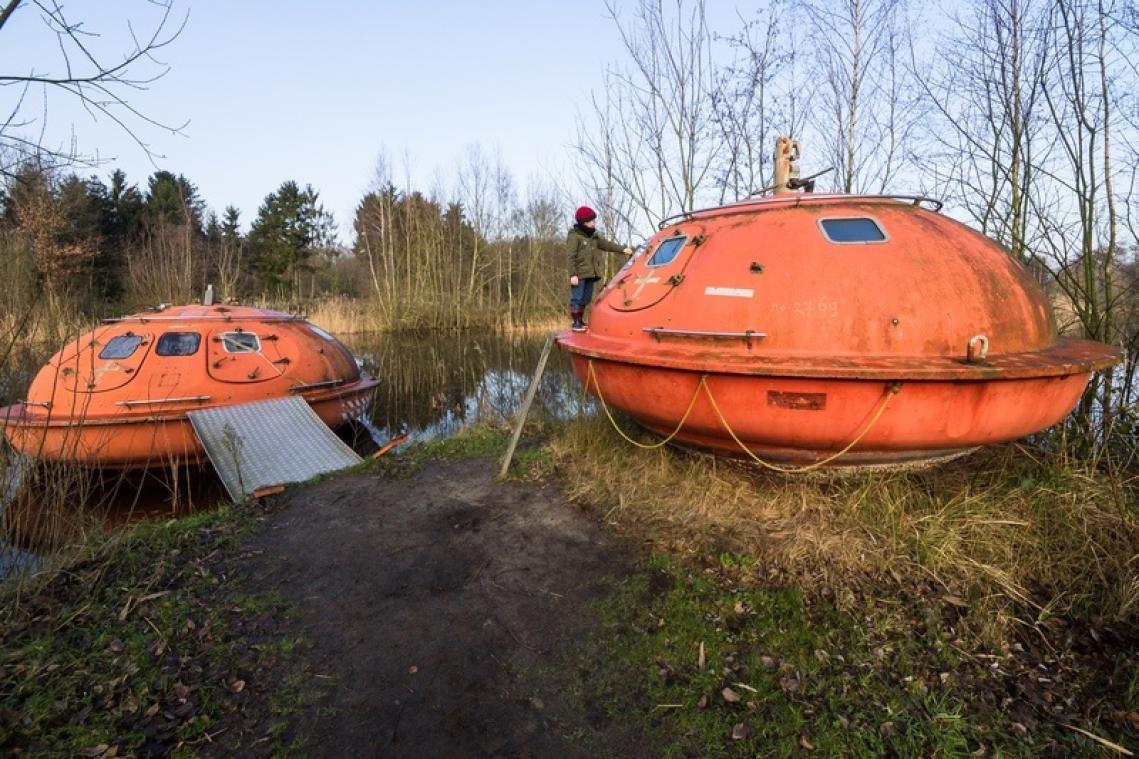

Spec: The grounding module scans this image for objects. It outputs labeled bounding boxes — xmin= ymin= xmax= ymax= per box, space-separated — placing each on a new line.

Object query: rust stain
xmin=767 ymin=390 xmax=827 ymax=410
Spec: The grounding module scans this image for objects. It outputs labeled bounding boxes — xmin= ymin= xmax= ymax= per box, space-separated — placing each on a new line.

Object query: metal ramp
xmin=188 ymin=397 xmax=362 ymax=502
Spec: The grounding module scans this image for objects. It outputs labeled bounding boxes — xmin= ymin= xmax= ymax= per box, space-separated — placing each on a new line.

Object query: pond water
xmin=343 ymin=331 xmax=590 ymax=446
xmin=0 ymin=331 xmax=589 ymax=578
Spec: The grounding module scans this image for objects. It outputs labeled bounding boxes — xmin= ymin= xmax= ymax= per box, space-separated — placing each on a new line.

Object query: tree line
xmin=0 ymin=165 xmax=342 ymax=319
xmin=0 ymin=154 xmax=578 ymax=334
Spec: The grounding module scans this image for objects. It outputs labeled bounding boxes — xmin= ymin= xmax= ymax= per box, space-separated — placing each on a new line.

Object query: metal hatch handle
xmin=643 ymin=327 xmax=767 ymax=349
xmin=116 ymin=395 xmax=212 ymax=407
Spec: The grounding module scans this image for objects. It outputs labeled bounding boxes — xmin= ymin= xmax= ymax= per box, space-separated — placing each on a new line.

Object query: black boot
xmin=571 ymin=308 xmax=586 ymax=332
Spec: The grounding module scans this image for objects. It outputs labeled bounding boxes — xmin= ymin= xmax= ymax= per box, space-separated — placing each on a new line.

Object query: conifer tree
xmin=246 ymin=181 xmax=335 ymax=295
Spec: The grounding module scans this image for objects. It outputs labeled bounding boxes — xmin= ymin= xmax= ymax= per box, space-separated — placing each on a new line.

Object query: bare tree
xmin=0 ymin=0 xmax=187 ymax=180
xmin=916 ymin=0 xmax=1050 ymax=263
xmin=806 ymin=0 xmax=920 ymax=193
xmin=574 ymin=0 xmax=722 ymax=231
xmin=711 ymin=8 xmax=789 ymax=201
xmin=921 ymin=0 xmax=1138 ymax=443
xmin=1029 ymin=0 xmax=1137 ymax=434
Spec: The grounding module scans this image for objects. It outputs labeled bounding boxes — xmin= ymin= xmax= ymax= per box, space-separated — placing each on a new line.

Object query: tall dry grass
xmin=547 ymin=416 xmax=1139 ymax=641
xmin=302 ymin=296 xmax=386 ymax=335
xmin=292 ymin=294 xmax=565 ymax=335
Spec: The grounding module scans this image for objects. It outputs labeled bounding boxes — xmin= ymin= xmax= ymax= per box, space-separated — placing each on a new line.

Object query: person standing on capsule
xmin=566 ymin=205 xmax=632 ymax=332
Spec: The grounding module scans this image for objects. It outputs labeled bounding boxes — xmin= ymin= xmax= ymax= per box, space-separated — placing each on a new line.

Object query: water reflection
xmin=344 ymin=331 xmax=591 ymax=445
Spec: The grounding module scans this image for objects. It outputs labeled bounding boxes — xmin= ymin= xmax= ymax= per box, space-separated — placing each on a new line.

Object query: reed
xmin=258 ymin=294 xmax=564 ymax=335
xmin=546 ymin=416 xmax=1139 ymax=642
xmin=302 ymin=295 xmax=385 ymax=334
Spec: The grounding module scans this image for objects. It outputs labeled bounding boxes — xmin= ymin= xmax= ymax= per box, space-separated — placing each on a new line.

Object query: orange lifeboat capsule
xmin=558 ymin=193 xmax=1122 ymax=467
xmin=0 ymin=304 xmax=379 ymax=467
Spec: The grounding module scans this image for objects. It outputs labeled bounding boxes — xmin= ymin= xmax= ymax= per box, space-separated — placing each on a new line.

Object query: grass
xmin=371 ymin=423 xmax=512 ymax=478
xmin=0 ymin=504 xmax=319 ymax=757
xmin=539 ymin=415 xmax=1139 ymax=755
xmin=545 ymin=416 xmax=1139 ymax=645
xmin=566 ymin=554 xmax=1120 ymax=757
xmin=3 ymin=411 xmax=1134 ymax=755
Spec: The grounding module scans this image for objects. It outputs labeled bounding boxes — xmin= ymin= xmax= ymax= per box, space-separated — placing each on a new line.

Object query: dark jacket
xmin=566 ymin=225 xmax=626 ymax=279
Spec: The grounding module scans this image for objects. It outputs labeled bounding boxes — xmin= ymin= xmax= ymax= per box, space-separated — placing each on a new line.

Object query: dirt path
xmin=238 ymin=457 xmax=639 ymax=757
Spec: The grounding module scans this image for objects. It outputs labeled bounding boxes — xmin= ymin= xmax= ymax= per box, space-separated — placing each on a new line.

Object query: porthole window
xmin=98 ymin=334 xmax=143 ymax=360
xmin=156 ymin=332 xmax=201 ymax=356
xmin=819 ymin=217 xmax=887 ymax=243
xmin=647 ymin=236 xmax=688 ymax=267
xmin=221 ymin=332 xmax=260 ymax=353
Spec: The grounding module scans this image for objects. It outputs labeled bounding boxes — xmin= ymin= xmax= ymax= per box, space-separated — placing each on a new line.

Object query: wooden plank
xmin=499 ymin=333 xmax=555 ymax=479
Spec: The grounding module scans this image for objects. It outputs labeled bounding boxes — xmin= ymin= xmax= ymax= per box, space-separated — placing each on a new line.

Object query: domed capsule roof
xmin=23 ymin=303 xmax=362 ymax=416
xmin=578 ymin=194 xmax=1114 ymax=380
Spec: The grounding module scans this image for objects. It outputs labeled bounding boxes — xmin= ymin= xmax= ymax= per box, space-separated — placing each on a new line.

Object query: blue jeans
xmin=570 ymin=277 xmax=598 ymax=310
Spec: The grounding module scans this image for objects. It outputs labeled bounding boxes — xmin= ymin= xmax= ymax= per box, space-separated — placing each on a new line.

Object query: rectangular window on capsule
xmin=156 ymin=332 xmax=201 ymax=356
xmin=647 ymin=236 xmax=688 ymax=267
xmin=818 ymin=217 xmax=887 ymax=244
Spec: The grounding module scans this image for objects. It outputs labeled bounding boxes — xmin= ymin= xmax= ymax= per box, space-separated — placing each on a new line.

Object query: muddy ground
xmin=235 ymin=457 xmax=640 ymax=757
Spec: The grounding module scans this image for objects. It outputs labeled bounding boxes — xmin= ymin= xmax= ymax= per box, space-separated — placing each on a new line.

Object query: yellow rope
xmin=586 ymin=359 xmax=705 ymax=449
xmin=586 ymin=358 xmax=903 ymax=472
xmin=701 ymin=378 xmax=903 ymax=473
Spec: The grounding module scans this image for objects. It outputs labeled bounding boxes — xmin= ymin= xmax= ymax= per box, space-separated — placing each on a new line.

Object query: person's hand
xmin=623 ymin=247 xmax=633 ymax=256
xmin=570 ymin=275 xmax=580 ymax=286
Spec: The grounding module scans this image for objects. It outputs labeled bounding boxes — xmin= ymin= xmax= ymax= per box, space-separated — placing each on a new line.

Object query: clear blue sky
xmin=3 ymin=1 xmax=689 ymax=237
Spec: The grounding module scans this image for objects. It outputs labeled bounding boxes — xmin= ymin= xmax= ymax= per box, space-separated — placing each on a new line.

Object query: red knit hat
xmin=574 ymin=205 xmax=597 ymax=223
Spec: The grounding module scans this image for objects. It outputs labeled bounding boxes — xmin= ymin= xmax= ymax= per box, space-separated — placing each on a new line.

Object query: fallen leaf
xmin=408 ymin=665 xmax=418 ymax=675
xmin=778 ymin=675 xmax=801 ymax=694
xmin=105 ymin=747 xmax=119 ymax=759
xmin=814 ymin=649 xmax=829 ymax=664
xmin=230 ymin=679 xmax=246 ymax=694
xmin=145 ymin=703 xmax=160 ymax=717
xmin=78 ymin=745 xmax=108 ymax=758
xmin=697 ymin=641 xmax=705 ymax=670
xmin=943 ymin=595 xmax=969 ymax=608
xmin=800 ymin=735 xmax=815 ymax=751
xmin=760 ymin=655 xmax=778 ymax=671
xmin=879 ymin=721 xmax=897 ymax=738
xmin=107 ymin=639 xmax=125 ymax=654
xmin=721 ymin=687 xmax=740 ymax=703
xmin=697 ymin=694 xmax=709 ymax=709
xmin=731 ymin=722 xmax=752 ymax=740
xmin=733 ymin=600 xmax=746 ymax=614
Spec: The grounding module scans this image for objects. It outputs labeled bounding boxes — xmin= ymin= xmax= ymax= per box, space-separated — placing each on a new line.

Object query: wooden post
xmin=499 ymin=333 xmax=555 ymax=479
xmin=772 ymin=136 xmax=801 ymax=195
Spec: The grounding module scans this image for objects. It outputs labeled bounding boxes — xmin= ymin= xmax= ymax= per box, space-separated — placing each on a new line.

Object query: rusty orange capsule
xmin=0 ymin=304 xmax=378 ymax=467
xmin=558 ymin=194 xmax=1121 ymax=467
